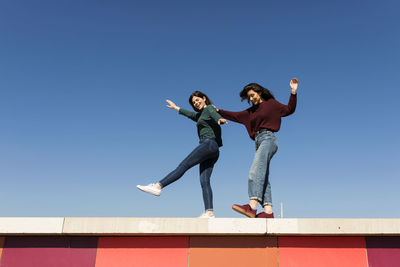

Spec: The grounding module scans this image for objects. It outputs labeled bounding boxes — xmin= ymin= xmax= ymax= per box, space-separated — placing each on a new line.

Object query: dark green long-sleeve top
xmin=178 ymin=105 xmax=223 ymax=147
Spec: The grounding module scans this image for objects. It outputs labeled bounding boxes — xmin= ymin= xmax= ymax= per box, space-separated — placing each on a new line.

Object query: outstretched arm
xmin=217 ymin=108 xmax=248 ymax=124
xmin=166 ymin=99 xmax=198 ymax=121
xmin=280 ymin=78 xmax=298 ymax=117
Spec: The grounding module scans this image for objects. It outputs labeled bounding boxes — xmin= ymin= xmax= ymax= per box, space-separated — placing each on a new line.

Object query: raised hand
xmin=166 ymin=99 xmax=180 ymax=111
xmin=218 ymin=118 xmax=227 ymax=125
xmin=290 ymin=78 xmax=299 ymax=94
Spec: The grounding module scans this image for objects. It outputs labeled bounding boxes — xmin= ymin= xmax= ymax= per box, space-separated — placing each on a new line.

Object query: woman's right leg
xmin=158 ymin=139 xmax=217 ymax=188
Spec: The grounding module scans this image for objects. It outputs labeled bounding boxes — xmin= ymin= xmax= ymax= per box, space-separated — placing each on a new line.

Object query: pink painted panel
xmin=95 ymin=237 xmax=188 ymax=267
xmin=278 ymin=237 xmax=368 ymax=267
xmin=366 ymin=237 xmax=400 ymax=267
xmin=0 ymin=237 xmax=97 ymax=267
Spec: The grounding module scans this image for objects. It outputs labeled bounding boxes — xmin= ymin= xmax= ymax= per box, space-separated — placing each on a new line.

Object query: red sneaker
xmin=256 ymin=212 xmax=274 ymax=218
xmin=232 ymin=204 xmax=257 ymax=218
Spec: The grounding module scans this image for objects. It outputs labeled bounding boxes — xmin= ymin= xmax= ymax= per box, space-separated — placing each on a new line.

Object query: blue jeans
xmin=248 ymin=130 xmax=278 ymax=206
xmin=158 ymin=138 xmax=219 ymax=211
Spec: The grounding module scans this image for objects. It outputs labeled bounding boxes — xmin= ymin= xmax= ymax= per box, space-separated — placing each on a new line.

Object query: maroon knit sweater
xmin=218 ymin=94 xmax=297 ymax=140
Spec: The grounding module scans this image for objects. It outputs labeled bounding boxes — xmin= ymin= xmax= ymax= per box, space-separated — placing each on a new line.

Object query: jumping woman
xmin=137 ymin=91 xmax=226 ymax=218
xmin=217 ymin=79 xmax=298 ymax=218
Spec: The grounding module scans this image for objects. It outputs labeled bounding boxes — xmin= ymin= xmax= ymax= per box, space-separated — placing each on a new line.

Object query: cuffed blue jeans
xmin=158 ymin=137 xmax=219 ymax=211
xmin=248 ymin=130 xmax=278 ymax=206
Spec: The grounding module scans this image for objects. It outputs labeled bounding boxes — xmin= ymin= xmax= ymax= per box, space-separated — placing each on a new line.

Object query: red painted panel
xmin=189 ymin=237 xmax=278 ymax=267
xmin=278 ymin=237 xmax=368 ymax=267
xmin=95 ymin=237 xmax=188 ymax=267
xmin=366 ymin=237 xmax=400 ymax=267
xmin=0 ymin=237 xmax=97 ymax=267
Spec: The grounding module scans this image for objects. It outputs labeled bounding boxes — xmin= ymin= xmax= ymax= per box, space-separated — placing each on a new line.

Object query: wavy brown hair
xmin=240 ymin=83 xmax=275 ymax=104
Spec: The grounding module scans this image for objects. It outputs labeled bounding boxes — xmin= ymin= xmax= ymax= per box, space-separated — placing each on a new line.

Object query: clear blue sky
xmin=1 ymin=0 xmax=399 ymax=218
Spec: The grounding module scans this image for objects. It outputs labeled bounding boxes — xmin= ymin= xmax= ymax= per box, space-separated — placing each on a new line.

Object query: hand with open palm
xmin=290 ymin=78 xmax=299 ymax=94
xmin=166 ymin=99 xmax=180 ymax=111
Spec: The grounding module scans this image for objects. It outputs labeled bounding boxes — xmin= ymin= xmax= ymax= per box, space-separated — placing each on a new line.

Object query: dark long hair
xmin=189 ymin=91 xmax=213 ymax=112
xmin=240 ymin=83 xmax=275 ymax=104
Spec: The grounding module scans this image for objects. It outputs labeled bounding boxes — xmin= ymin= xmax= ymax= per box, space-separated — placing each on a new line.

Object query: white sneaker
xmin=136 ymin=183 xmax=161 ymax=196
xmin=198 ymin=212 xmax=215 ymax=218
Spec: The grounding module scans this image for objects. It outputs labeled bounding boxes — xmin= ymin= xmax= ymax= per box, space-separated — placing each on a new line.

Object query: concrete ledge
xmin=0 ymin=218 xmax=64 ymax=235
xmin=0 ymin=218 xmax=399 ymax=236
xmin=63 ymin=218 xmax=266 ymax=236
xmin=267 ymin=219 xmax=400 ymax=236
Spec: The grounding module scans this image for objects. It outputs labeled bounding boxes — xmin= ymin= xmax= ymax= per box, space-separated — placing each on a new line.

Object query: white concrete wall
xmin=0 ymin=218 xmax=64 ymax=235
xmin=0 ymin=218 xmax=399 ymax=236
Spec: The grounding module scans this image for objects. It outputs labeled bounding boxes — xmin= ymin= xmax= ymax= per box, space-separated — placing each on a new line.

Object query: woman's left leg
xmin=199 ymin=151 xmax=219 ymax=213
xmin=232 ymin=131 xmax=278 ymax=218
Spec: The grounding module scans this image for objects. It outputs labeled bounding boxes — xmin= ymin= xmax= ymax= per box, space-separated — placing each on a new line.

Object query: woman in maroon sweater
xmin=218 ymin=79 xmax=298 ymax=218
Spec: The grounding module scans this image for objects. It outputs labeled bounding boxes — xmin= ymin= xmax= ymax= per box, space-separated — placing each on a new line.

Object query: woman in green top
xmin=137 ymin=91 xmax=226 ymax=218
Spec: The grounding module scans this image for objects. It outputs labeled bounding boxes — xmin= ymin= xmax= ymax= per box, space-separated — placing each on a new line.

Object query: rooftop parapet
xmin=0 ymin=218 xmax=399 ymax=236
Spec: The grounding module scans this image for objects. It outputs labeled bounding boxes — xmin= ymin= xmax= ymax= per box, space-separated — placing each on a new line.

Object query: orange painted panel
xmin=279 ymin=237 xmax=368 ymax=267
xmin=95 ymin=237 xmax=188 ymax=267
xmin=0 ymin=237 xmax=4 ymax=262
xmin=189 ymin=236 xmax=278 ymax=267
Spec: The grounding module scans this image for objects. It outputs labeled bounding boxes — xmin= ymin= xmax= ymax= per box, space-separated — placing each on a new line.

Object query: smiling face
xmin=192 ymin=96 xmax=207 ymax=110
xmin=247 ymin=89 xmax=263 ymax=105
